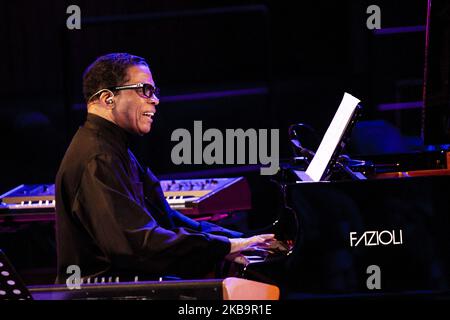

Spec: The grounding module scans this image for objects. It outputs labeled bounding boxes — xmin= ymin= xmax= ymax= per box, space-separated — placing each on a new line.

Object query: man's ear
xmin=99 ymin=90 xmax=115 ymax=109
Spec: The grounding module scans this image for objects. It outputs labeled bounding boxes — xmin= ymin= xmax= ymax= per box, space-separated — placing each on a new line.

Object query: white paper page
xmin=304 ymin=92 xmax=361 ymax=182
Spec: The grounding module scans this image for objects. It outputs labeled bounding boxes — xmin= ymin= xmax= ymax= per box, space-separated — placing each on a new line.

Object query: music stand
xmin=295 ymin=92 xmax=364 ymax=182
xmin=0 ymin=249 xmax=33 ymax=300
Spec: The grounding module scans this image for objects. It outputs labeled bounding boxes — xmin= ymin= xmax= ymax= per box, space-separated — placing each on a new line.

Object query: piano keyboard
xmin=165 ymin=195 xmax=197 ymax=209
xmin=27 ymin=277 xmax=280 ymax=300
xmin=6 ymin=200 xmax=56 ymax=210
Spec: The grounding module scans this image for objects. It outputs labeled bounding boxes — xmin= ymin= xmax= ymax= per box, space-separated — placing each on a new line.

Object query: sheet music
xmin=304 ymin=92 xmax=361 ymax=182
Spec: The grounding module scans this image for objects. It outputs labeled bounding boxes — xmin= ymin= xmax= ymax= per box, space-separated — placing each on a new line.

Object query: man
xmin=55 ymin=53 xmax=274 ymax=284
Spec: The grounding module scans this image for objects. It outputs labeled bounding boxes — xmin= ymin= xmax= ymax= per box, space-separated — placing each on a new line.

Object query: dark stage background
xmin=0 ymin=0 xmax=431 ymax=194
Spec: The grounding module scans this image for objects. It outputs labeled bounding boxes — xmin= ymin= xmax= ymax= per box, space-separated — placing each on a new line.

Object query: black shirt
xmin=55 ymin=114 xmax=241 ymax=284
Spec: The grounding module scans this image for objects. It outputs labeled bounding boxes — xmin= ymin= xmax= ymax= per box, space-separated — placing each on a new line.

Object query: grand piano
xmin=225 ymin=97 xmax=450 ymax=298
xmin=233 ymin=10 xmax=450 ymax=296
xmin=229 ymin=173 xmax=450 ymax=298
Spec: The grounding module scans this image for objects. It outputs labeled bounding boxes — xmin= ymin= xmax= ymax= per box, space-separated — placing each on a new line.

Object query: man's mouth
xmin=142 ymin=112 xmax=155 ymax=118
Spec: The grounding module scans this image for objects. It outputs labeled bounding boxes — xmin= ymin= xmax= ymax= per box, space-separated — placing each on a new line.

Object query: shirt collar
xmin=84 ymin=113 xmax=130 ymax=149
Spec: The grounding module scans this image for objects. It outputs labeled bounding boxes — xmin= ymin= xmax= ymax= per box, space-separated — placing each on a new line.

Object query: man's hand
xmin=229 ymin=234 xmax=276 ymax=254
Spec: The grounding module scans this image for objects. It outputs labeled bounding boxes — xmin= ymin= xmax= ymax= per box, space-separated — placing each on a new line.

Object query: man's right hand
xmin=228 ymin=234 xmax=276 ymax=254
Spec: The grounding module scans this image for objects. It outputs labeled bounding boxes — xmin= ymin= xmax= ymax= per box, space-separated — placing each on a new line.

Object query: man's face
xmin=112 ymin=65 xmax=159 ymax=135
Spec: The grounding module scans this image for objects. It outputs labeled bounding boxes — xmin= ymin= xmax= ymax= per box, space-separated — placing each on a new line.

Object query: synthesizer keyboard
xmin=0 ymin=177 xmax=251 ymax=221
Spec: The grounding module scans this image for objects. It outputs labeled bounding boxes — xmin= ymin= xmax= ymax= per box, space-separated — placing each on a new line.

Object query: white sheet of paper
xmin=304 ymin=92 xmax=361 ymax=182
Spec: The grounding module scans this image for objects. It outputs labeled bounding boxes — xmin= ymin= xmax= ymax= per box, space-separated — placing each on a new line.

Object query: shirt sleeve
xmin=169 ymin=209 xmax=244 ymax=238
xmin=73 ymin=153 xmax=231 ymax=278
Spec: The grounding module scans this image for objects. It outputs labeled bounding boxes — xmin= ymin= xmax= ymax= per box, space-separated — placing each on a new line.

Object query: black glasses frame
xmin=109 ymin=83 xmax=160 ymax=98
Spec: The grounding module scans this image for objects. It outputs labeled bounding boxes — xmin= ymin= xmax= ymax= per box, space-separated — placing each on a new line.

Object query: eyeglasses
xmin=87 ymin=83 xmax=160 ymax=103
xmin=109 ymin=83 xmax=160 ymax=99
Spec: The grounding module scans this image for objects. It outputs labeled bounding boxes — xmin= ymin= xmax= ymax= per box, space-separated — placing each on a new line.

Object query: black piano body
xmin=239 ymin=175 xmax=450 ymax=298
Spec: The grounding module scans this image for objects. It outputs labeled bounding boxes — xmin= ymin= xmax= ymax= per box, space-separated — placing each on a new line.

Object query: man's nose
xmin=149 ymin=94 xmax=159 ymax=106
